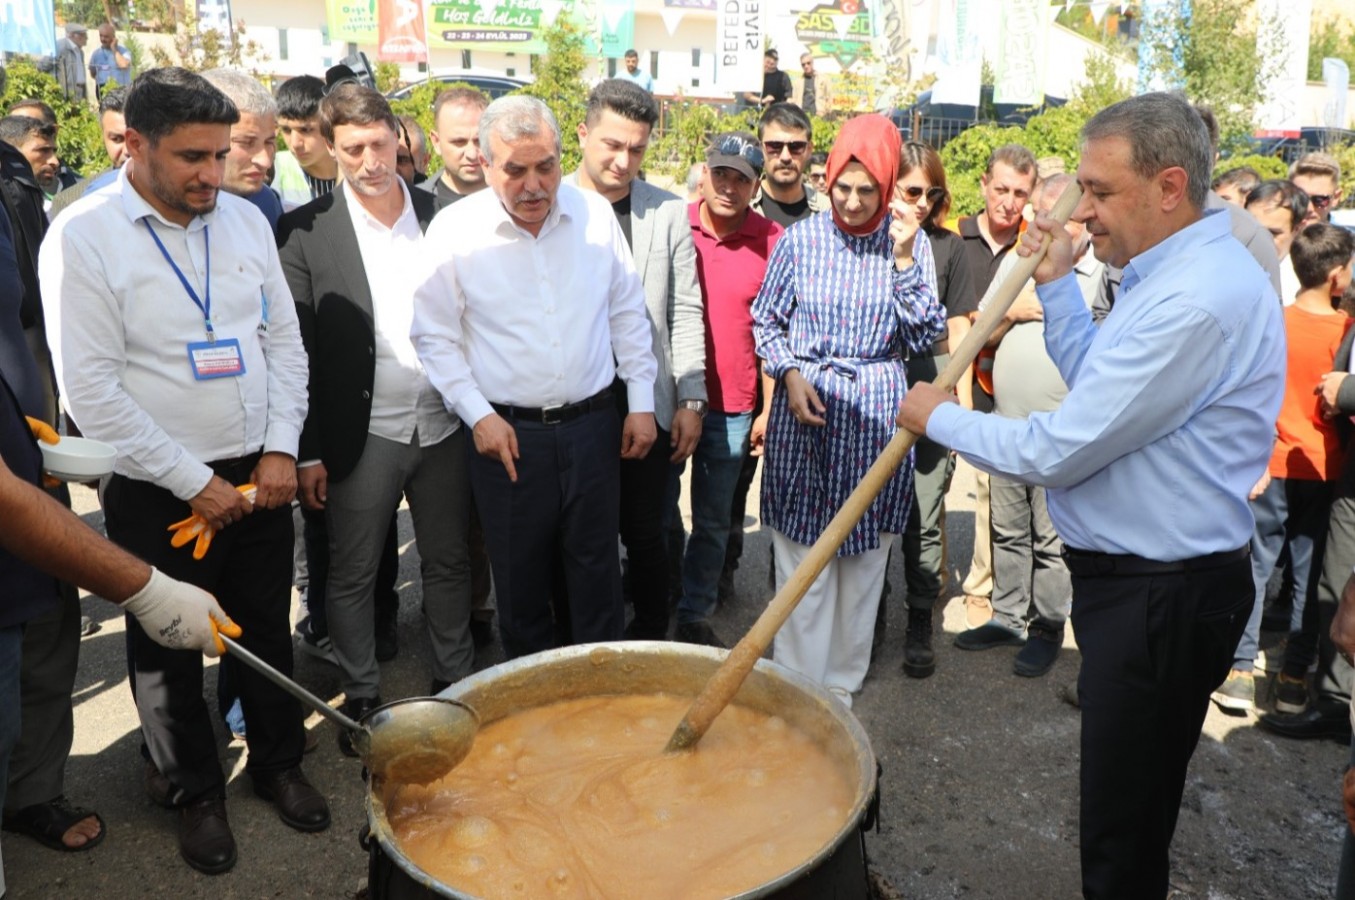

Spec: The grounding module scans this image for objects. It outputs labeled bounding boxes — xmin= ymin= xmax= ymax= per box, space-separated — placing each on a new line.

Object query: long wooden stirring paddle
xmin=664 ymin=182 xmax=1084 ymax=753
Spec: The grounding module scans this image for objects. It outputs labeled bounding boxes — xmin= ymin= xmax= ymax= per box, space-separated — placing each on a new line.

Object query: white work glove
xmin=120 ymin=567 xmax=241 ymax=657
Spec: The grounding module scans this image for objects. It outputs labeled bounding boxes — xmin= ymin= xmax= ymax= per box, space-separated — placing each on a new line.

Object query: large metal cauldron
xmin=364 ymin=641 xmax=877 ymax=900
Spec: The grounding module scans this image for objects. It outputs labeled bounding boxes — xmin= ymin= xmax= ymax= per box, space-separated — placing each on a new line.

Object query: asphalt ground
xmin=3 ymin=460 xmax=1347 ymax=899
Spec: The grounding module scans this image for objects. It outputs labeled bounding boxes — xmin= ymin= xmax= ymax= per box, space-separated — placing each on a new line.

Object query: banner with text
xmin=993 ymin=0 xmax=1049 ymax=105
xmin=870 ymin=0 xmax=912 ymax=88
xmin=327 ymin=0 xmax=379 ymax=44
xmin=378 ymin=0 xmax=429 ymax=61
xmin=715 ymin=0 xmax=765 ymax=94
xmin=1254 ymin=0 xmax=1310 ymax=138
xmin=426 ymin=0 xmax=554 ymax=53
xmin=598 ymin=0 xmax=634 ymax=59
xmin=0 ymin=0 xmax=55 ymax=56
xmin=929 ymin=0 xmax=984 ymax=107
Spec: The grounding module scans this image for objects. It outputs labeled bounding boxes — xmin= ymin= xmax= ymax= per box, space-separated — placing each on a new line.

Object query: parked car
xmin=889 ymin=87 xmax=1067 ymax=150
xmin=1248 ymin=126 xmax=1355 ymax=166
xmin=385 ymin=71 xmax=530 ymax=102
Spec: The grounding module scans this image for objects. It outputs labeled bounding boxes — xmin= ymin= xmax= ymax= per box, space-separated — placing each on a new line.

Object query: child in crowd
xmin=1214 ymin=223 xmax=1355 ymax=713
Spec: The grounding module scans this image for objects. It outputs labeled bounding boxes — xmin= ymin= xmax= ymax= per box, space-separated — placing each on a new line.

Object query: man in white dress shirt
xmin=38 ymin=68 xmax=325 ymax=876
xmin=412 ymin=95 xmax=658 ymax=659
xmin=279 ymin=85 xmax=471 ymax=745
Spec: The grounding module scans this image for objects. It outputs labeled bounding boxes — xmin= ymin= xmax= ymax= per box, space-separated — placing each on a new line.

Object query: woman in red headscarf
xmin=752 ymin=114 xmax=946 ymax=706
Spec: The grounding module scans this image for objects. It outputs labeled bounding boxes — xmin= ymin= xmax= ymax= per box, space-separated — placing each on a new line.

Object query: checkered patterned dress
xmin=753 ymin=212 xmax=945 ymax=556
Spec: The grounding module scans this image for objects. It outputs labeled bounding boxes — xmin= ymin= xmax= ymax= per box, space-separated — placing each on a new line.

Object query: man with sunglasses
xmin=1290 ymin=152 xmax=1342 ymax=227
xmin=675 ymin=132 xmax=783 ymax=646
xmin=751 ymin=103 xmax=827 ymax=230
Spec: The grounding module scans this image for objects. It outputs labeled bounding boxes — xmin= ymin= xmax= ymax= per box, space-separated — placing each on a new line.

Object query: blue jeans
xmin=1237 ymin=476 xmax=1332 ymax=671
xmin=675 ymin=412 xmax=753 ymax=625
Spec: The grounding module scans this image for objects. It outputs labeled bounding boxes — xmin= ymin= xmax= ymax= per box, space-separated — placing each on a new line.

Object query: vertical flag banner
xmin=327 ymin=0 xmax=379 ymax=43
xmin=993 ymin=0 xmax=1049 ymax=105
xmin=715 ymin=0 xmax=765 ymax=94
xmin=870 ymin=0 xmax=912 ymax=86
xmin=1254 ymin=0 xmax=1310 ymax=138
xmin=0 ymin=0 xmax=56 ymax=56
xmin=599 ymin=0 xmax=634 ymax=58
xmin=378 ymin=0 xmax=428 ymax=61
xmin=1324 ymin=58 xmax=1349 ymax=130
xmin=930 ymin=0 xmax=982 ymax=107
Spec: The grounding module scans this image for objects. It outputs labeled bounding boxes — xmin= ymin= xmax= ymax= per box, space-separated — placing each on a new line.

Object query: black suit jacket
xmin=277 ymin=186 xmax=439 ymax=482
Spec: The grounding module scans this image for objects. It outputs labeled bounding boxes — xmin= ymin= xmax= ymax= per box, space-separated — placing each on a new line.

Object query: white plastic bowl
xmin=39 ymin=436 xmax=117 ymax=482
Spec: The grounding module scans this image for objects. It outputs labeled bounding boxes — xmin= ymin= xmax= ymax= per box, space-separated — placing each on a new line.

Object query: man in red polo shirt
xmin=672 ymin=132 xmax=783 ymax=646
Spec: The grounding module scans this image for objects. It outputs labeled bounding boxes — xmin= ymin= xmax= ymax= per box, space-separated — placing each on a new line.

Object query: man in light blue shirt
xmin=88 ymin=23 xmax=131 ymax=94
xmin=615 ymin=49 xmax=654 ymax=93
xmin=898 ymin=93 xmax=1285 ymax=900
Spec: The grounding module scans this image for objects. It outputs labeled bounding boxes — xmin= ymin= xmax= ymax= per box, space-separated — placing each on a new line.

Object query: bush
xmin=0 ymin=60 xmax=106 ymax=177
xmin=1213 ymin=154 xmax=1289 ymax=182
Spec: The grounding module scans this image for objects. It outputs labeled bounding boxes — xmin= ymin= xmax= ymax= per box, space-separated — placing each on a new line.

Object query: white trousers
xmin=771 ymin=529 xmax=896 ymax=707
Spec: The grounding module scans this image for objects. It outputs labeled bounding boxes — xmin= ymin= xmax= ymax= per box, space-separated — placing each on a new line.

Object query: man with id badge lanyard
xmin=39 ymin=68 xmax=322 ymax=876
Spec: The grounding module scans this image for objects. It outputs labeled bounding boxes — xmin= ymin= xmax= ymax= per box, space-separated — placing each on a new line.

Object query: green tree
xmin=1065 ymin=51 xmax=1133 ymax=123
xmin=388 ymin=79 xmax=458 ymax=176
xmin=140 ymin=0 xmax=266 ymax=72
xmin=1307 ymin=17 xmax=1355 ymax=82
xmin=939 ymin=122 xmax=1024 ymax=217
xmin=0 ymin=60 xmax=106 ymax=177
xmin=516 ymin=18 xmax=589 ymax=174
xmin=1213 ymin=154 xmax=1288 ymax=181
xmin=1138 ymin=0 xmax=1284 ymax=153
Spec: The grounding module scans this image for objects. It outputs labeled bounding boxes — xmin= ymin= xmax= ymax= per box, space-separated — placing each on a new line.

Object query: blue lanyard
xmin=143 ymin=219 xmax=213 ymax=342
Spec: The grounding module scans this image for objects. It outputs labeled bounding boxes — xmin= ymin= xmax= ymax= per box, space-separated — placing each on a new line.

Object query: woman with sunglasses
xmin=752 ymin=115 xmax=946 ymax=706
xmin=887 ymin=141 xmax=980 ymax=678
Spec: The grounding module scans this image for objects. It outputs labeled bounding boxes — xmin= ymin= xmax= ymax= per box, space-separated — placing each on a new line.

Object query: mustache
xmin=515 ymin=189 xmax=550 ymax=204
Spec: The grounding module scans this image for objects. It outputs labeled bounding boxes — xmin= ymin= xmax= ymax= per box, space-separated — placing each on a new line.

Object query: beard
xmin=145 ymin=159 xmax=217 ymax=219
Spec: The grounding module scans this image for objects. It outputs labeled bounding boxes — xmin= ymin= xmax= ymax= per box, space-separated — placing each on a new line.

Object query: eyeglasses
xmin=763 ymin=140 xmax=809 ymax=156
xmin=714 ymin=135 xmax=765 ymax=169
xmin=1310 ymin=193 xmax=1333 ymax=209
xmin=898 ymin=185 xmax=947 ymax=205
xmin=808 ymin=171 xmax=827 ymax=182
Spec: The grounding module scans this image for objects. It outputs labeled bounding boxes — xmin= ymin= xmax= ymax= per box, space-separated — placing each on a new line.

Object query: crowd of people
xmin=0 ymin=45 xmax=1353 ymax=899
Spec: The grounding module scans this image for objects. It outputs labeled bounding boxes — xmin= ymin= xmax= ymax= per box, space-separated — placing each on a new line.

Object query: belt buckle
xmin=542 ymin=405 xmax=565 ymax=425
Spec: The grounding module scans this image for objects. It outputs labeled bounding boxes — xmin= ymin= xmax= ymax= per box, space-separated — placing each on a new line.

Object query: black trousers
xmin=469 ymin=407 xmax=623 ymax=659
xmin=1070 ymin=556 xmax=1250 ymax=900
xmin=105 ymin=457 xmax=303 ymax=805
xmin=620 ymin=425 xmax=672 ymax=639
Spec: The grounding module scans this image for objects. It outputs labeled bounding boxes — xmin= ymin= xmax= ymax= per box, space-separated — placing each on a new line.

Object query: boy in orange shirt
xmin=1213 ymin=223 xmax=1354 ymax=713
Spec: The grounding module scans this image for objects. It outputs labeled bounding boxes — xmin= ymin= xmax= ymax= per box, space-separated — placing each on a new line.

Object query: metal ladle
xmin=218 ymin=634 xmax=478 ymax=784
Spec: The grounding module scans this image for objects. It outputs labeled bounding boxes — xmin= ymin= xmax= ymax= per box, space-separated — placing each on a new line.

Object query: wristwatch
xmin=678 ymin=399 xmax=708 ymax=418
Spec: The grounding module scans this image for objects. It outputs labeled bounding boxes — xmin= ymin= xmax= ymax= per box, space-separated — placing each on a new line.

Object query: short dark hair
xmin=1212 ymin=165 xmax=1260 ymax=195
xmin=276 ymin=74 xmax=325 ymax=122
xmin=1193 ymin=103 xmax=1219 ymax=155
xmin=98 ymin=85 xmax=128 ymax=115
xmin=765 ymin=49 xmax=778 ymax=60
xmin=125 ymin=67 xmax=238 ymax=144
xmin=807 ymin=151 xmax=827 ymax=168
xmin=584 ymin=78 xmax=658 ymax=129
xmin=1244 ymin=179 xmax=1309 ymax=232
xmin=624 ymin=48 xmax=638 ymax=58
xmin=318 ymin=82 xmax=397 ymax=143
xmin=757 ymin=102 xmax=811 ymax=140
xmin=432 ymin=86 xmax=488 ymax=122
xmin=0 ymin=115 xmax=54 ymax=147
xmin=8 ymin=98 xmax=55 ymax=126
xmin=985 ymin=143 xmax=1037 ymax=178
xmin=1290 ymin=222 xmax=1355 ymax=291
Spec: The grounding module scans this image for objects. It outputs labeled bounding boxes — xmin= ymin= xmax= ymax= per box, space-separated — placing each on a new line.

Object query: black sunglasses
xmin=1310 ymin=193 xmax=1333 ymax=209
xmin=763 ymin=140 xmax=809 ymax=156
xmin=898 ymin=185 xmax=947 ymax=205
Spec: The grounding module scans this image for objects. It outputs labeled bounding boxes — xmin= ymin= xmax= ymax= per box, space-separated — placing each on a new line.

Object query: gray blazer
xmin=565 ymin=173 xmax=706 ymax=430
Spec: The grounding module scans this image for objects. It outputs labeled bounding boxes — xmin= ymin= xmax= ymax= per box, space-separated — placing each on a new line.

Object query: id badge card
xmin=188 ymin=338 xmax=246 ymax=380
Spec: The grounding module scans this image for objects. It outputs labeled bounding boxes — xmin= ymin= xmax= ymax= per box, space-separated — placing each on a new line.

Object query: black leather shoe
xmin=1258 ymin=706 xmax=1352 ymax=741
xmin=178 ymin=796 xmax=236 ymax=875
xmin=954 ymin=622 xmax=1026 ymax=651
xmin=338 ymin=696 xmax=381 ymax=757
xmin=675 ymin=620 xmax=725 ymax=648
xmin=252 ymin=767 xmax=330 ymax=832
xmin=375 ymin=614 xmax=398 ymax=662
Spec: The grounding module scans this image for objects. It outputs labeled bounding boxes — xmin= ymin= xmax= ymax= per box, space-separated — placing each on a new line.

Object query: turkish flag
xmin=377 ymin=0 xmax=428 ymax=63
